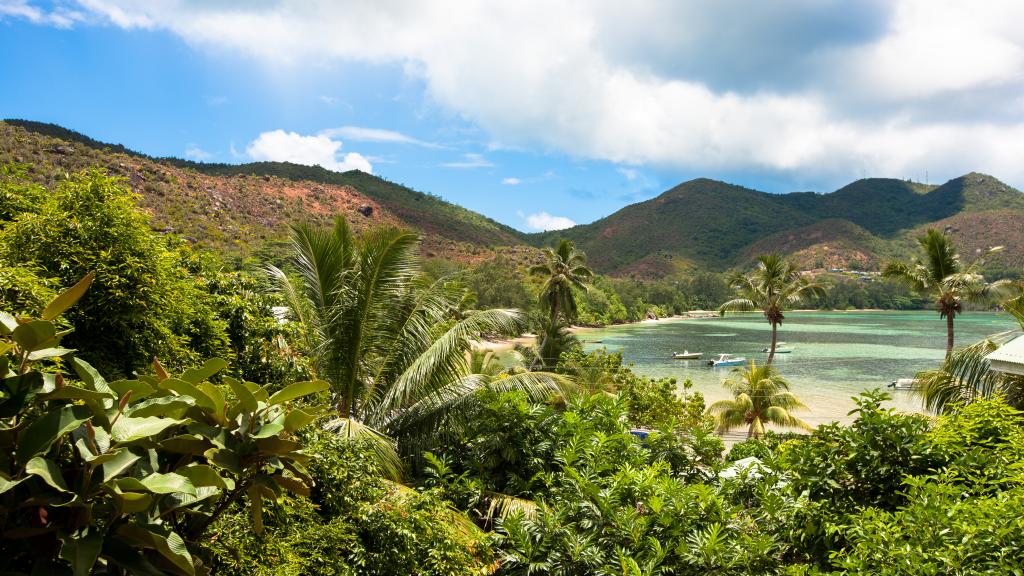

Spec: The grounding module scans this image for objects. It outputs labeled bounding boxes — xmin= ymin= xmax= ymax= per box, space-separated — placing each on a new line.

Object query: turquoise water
xmin=580 ymin=311 xmax=1019 ymax=425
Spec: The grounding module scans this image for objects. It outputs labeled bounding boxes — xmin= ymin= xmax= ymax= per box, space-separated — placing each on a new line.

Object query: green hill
xmin=529 ymin=174 xmax=1024 ymax=276
xmin=4 ymin=119 xmax=1023 ymax=277
xmin=0 ymin=120 xmax=527 ymax=262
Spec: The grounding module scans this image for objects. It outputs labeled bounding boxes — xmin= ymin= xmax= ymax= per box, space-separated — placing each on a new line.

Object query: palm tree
xmin=914 ymin=294 xmax=1024 ymax=413
xmin=719 ymin=254 xmax=826 ymax=364
xmin=707 ymin=361 xmax=813 ymax=438
xmin=883 ymin=229 xmax=1010 ymax=357
xmin=269 ymin=217 xmax=563 ymax=478
xmin=516 ymin=314 xmax=580 ymax=371
xmin=529 ymin=239 xmax=593 ymax=325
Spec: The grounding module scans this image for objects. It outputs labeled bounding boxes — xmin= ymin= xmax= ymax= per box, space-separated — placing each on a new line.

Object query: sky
xmin=3 ymin=1 xmax=1024 ymax=232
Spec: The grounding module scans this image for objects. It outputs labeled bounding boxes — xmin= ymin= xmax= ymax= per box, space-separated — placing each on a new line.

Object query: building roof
xmin=986 ymin=335 xmax=1024 ymax=376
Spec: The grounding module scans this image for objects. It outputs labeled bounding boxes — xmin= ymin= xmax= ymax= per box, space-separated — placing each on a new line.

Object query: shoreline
xmin=474 ymin=308 xmax=919 ymax=352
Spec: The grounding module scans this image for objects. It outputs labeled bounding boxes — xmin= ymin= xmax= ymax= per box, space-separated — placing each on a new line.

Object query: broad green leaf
xmin=179 ymin=358 xmax=228 ymax=385
xmin=27 ymin=347 xmax=75 ymax=362
xmin=204 ymin=448 xmax=241 ymax=474
xmin=0 ymin=341 xmax=12 ymax=356
xmin=177 ymin=464 xmax=231 ymax=489
xmin=197 ymin=382 xmax=225 ymax=422
xmin=111 ymin=477 xmax=148 ymax=493
xmin=0 ymin=475 xmax=27 ymax=494
xmin=114 ymin=491 xmax=153 ymax=513
xmin=224 ymin=377 xmax=257 ymax=413
xmin=243 ymin=380 xmax=270 ymax=402
xmin=40 ymin=385 xmax=112 ymax=404
xmin=127 ymin=397 xmax=193 ymax=419
xmin=116 ymin=524 xmax=195 ymax=576
xmin=0 ymin=372 xmax=45 ymax=418
xmin=17 ymin=405 xmax=91 ymax=460
xmin=164 ymin=485 xmax=221 ymax=510
xmin=139 ymin=472 xmax=196 ymax=495
xmin=160 ymin=434 xmax=213 ymax=455
xmin=25 ymin=456 xmax=70 ymax=492
xmin=70 ymin=358 xmax=113 ymax=396
xmin=12 ymin=320 xmax=57 ymax=352
xmin=96 ymin=448 xmax=141 ymax=482
xmin=111 ymin=416 xmax=185 ymax=444
xmin=108 ymin=378 xmax=157 ymax=401
xmin=42 ymin=271 xmax=94 ymax=322
xmin=160 ymin=378 xmax=217 ymax=412
xmin=58 ymin=526 xmax=103 ymax=576
xmin=255 ymin=436 xmax=302 ymax=455
xmin=268 ymin=379 xmax=329 ymax=406
xmin=283 ymin=407 xmax=322 ymax=432
xmin=0 ymin=311 xmax=17 ymax=335
xmin=251 ymin=422 xmax=284 ymax=439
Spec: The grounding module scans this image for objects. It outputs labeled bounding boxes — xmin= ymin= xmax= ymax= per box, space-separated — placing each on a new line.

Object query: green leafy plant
xmin=0 ymin=275 xmax=327 ymax=575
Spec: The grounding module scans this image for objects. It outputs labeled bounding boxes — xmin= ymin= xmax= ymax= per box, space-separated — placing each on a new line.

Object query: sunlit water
xmin=578 ymin=311 xmax=1018 ymax=425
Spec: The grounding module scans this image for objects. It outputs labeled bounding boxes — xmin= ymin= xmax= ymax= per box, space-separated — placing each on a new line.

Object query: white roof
xmin=986 ymin=335 xmax=1024 ymax=376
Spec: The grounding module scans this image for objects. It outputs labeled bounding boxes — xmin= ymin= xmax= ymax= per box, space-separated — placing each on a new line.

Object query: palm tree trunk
xmin=767 ymin=322 xmax=778 ymax=365
xmin=946 ymin=313 xmax=955 ymax=358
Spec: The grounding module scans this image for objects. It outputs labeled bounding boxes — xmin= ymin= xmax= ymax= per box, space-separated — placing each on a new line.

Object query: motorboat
xmin=707 ymin=353 xmax=747 ymax=367
xmin=672 ymin=350 xmax=702 ymax=359
xmin=888 ymin=378 xmax=920 ymax=391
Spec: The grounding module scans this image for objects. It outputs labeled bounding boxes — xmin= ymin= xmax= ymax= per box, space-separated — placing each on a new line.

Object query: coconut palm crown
xmin=883 ymin=229 xmax=1010 ymax=357
xmin=269 ymin=217 xmax=563 ymax=478
xmin=707 ymin=361 xmax=813 ymax=438
xmin=719 ymin=253 xmax=826 ymax=363
xmin=529 ymin=238 xmax=593 ymax=324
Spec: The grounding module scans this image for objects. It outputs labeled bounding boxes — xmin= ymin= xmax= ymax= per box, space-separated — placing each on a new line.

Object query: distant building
xmin=985 ymin=335 xmax=1024 ymax=376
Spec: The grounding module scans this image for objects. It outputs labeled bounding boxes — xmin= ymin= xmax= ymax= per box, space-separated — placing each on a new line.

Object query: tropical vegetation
xmin=2 ymin=164 xmax=1024 ymax=575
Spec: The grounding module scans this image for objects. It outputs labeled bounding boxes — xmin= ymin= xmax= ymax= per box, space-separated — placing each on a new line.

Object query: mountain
xmin=529 ymin=173 xmax=1024 ymax=277
xmin=3 ymin=120 xmax=1023 ymax=277
xmin=0 ymin=120 xmax=532 ymax=264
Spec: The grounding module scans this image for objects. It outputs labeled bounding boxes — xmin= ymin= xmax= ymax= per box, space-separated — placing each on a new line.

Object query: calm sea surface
xmin=579 ymin=311 xmax=1019 ymax=425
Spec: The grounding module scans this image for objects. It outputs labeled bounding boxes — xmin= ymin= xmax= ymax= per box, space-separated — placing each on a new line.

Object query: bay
xmin=579 ymin=311 xmax=1019 ymax=426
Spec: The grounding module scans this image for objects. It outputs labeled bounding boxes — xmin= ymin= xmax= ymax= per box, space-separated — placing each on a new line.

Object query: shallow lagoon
xmin=580 ymin=311 xmax=1019 ymax=425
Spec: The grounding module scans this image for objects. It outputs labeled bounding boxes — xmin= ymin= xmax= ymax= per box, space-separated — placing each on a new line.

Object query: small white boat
xmin=888 ymin=378 xmax=920 ymax=391
xmin=707 ymin=353 xmax=747 ymax=367
xmin=672 ymin=350 xmax=702 ymax=359
xmin=762 ymin=345 xmax=794 ymax=353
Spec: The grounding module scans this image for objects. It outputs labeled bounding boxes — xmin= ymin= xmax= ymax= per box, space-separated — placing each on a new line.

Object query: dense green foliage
xmin=0 ymin=284 xmax=327 ymax=574
xmin=2 ymin=161 xmax=1023 ymax=575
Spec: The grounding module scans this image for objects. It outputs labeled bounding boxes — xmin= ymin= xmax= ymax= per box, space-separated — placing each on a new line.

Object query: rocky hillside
xmin=0 ymin=120 xmax=533 ymax=265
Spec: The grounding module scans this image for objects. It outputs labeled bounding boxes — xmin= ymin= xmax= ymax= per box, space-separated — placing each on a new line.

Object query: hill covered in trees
xmin=4 ymin=119 xmax=1023 ymax=278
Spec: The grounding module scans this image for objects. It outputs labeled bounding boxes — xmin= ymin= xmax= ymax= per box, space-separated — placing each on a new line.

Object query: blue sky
xmin=3 ymin=1 xmax=1024 ymax=231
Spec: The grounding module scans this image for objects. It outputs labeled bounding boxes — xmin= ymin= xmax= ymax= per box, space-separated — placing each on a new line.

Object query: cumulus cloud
xmin=501 ymin=177 xmax=521 ymax=185
xmin=524 ymin=212 xmax=576 ymax=231
xmin=0 ymin=0 xmax=83 ymax=27
xmin=440 ymin=153 xmax=493 ymax=169
xmin=184 ymin=144 xmax=211 ymax=161
xmin=35 ymin=0 xmax=1024 ymax=186
xmin=245 ymin=130 xmax=372 ymax=173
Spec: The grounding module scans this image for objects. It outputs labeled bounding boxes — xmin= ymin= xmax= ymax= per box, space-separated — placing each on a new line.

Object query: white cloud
xmin=0 ymin=0 xmax=82 ymax=27
xmin=440 ymin=153 xmax=493 ymax=169
xmin=184 ymin=145 xmax=211 ymax=161
xmin=49 ymin=0 xmax=1024 ymax=186
xmin=319 ymin=95 xmax=338 ymax=105
xmin=501 ymin=177 xmax=521 ymax=185
xmin=322 ymin=126 xmax=438 ymax=147
xmin=617 ymin=167 xmax=637 ymax=181
xmin=245 ymin=129 xmax=373 ymax=173
xmin=525 ymin=212 xmax=576 ymax=231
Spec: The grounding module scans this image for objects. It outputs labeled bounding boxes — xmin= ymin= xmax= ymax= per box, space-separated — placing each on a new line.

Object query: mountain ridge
xmin=3 ymin=119 xmax=1022 ymax=277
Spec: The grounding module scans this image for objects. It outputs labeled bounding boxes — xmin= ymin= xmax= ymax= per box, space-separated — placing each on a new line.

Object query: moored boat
xmin=707 ymin=353 xmax=746 ymax=367
xmin=672 ymin=350 xmax=702 ymax=359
